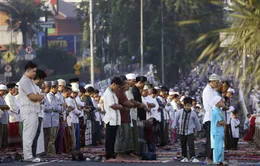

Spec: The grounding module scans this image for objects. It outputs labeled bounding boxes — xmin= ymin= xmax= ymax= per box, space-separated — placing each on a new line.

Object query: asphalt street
xmin=2 ymin=161 xmax=204 ymax=166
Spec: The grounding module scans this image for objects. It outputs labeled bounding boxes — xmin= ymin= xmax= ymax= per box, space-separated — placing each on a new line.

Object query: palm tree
xmin=179 ymin=0 xmax=260 ymax=92
xmin=0 ymin=0 xmax=50 ymax=47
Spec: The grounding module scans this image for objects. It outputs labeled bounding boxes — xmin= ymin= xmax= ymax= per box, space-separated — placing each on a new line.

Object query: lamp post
xmin=90 ymin=0 xmax=94 ymax=85
xmin=140 ymin=0 xmax=144 ymax=75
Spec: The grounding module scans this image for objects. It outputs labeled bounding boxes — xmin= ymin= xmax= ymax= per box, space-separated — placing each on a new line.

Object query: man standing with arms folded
xmin=103 ymin=76 xmax=124 ymax=161
xmin=202 ymin=74 xmax=220 ymax=164
xmin=18 ymin=61 xmax=44 ymax=161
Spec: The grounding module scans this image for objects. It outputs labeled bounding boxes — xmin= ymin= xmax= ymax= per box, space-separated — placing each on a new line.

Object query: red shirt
xmin=115 ymin=89 xmax=131 ymax=123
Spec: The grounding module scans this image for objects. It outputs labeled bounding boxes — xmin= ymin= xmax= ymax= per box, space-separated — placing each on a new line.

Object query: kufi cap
xmin=6 ymin=83 xmax=16 ymax=89
xmin=126 ymin=73 xmax=136 ymax=80
xmin=0 ymin=84 xmax=7 ymax=91
xmin=209 ymin=74 xmax=220 ymax=81
xmin=84 ymin=84 xmax=94 ymax=89
xmin=173 ymin=92 xmax=180 ymax=96
xmin=57 ymin=79 xmax=66 ymax=86
xmin=212 ymin=96 xmax=222 ymax=106
xmin=196 ymin=104 xmax=202 ymax=108
xmin=227 ymin=88 xmax=235 ymax=94
xmin=51 ymin=81 xmax=58 ymax=86
xmin=69 ymin=78 xmax=79 ymax=83
xmin=120 ymin=75 xmax=127 ymax=82
xmin=169 ymin=91 xmax=175 ymax=96
xmin=44 ymin=81 xmax=51 ymax=86
xmin=143 ymin=85 xmax=149 ymax=90
xmin=136 ymin=76 xmax=147 ymax=83
xmin=154 ymin=86 xmax=160 ymax=90
xmin=71 ymin=83 xmax=79 ymax=92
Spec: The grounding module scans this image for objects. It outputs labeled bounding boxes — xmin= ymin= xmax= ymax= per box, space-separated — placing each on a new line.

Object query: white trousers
xmin=21 ymin=108 xmax=38 ymax=160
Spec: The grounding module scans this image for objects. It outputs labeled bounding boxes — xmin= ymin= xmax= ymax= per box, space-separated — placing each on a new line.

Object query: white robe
xmin=36 ymin=86 xmax=45 ymax=155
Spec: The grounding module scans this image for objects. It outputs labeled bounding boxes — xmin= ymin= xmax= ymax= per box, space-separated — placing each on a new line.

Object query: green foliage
xmin=34 ymin=47 xmax=77 ymax=75
xmin=76 ymin=0 xmax=224 ymax=86
xmin=0 ymin=0 xmax=51 ymax=47
xmin=184 ymin=0 xmax=260 ymax=92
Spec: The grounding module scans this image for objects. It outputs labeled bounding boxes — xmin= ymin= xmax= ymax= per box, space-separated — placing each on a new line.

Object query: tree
xmin=76 ymin=0 xmax=225 ymax=86
xmin=0 ymin=0 xmax=51 ymax=47
xmin=180 ymin=0 xmax=260 ymax=91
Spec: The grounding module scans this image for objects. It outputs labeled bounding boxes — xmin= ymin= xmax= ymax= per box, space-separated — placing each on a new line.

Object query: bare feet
xmin=205 ymin=157 xmax=213 ymax=164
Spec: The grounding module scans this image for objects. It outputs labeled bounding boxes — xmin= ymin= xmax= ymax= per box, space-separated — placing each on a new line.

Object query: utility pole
xmin=44 ymin=5 xmax=48 ymax=48
xmin=90 ymin=0 xmax=94 ymax=85
xmin=10 ymin=17 xmax=12 ymax=52
xmin=161 ymin=0 xmax=164 ymax=85
xmin=140 ymin=0 xmax=144 ymax=75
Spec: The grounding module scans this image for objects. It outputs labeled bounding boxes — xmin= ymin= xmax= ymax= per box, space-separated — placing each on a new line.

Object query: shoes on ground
xmin=180 ymin=157 xmax=189 ymax=162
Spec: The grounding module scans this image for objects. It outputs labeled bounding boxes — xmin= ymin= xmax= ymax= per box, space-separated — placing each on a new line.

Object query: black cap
xmin=69 ymin=78 xmax=79 ymax=83
xmin=136 ymin=76 xmax=147 ymax=83
xmin=120 ymin=75 xmax=127 ymax=81
xmin=6 ymin=83 xmax=16 ymax=89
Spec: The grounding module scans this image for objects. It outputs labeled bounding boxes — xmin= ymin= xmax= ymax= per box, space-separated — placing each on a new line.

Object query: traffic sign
xmin=25 ymin=54 xmax=34 ymax=60
xmin=39 ymin=22 xmax=56 ymax=28
xmin=75 ymin=70 xmax=80 ymax=76
xmin=2 ymin=51 xmax=15 ymax=63
xmin=4 ymin=72 xmax=12 ymax=77
xmin=25 ymin=46 xmax=34 ymax=54
xmin=4 ymin=65 xmax=12 ymax=72
xmin=74 ymin=63 xmax=81 ymax=70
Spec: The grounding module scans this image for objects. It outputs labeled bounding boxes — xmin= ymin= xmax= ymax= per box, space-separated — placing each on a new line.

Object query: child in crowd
xmin=172 ymin=97 xmax=201 ymax=163
xmin=231 ymin=111 xmax=240 ymax=150
xmin=211 ymin=96 xmax=226 ymax=164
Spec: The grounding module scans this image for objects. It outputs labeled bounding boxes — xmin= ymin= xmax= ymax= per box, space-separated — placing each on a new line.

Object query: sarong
xmin=131 ymin=119 xmax=139 ymax=153
xmin=85 ymin=120 xmax=92 ymax=146
xmin=74 ymin=123 xmax=80 ymax=150
xmin=79 ymin=117 xmax=85 ymax=147
xmin=114 ymin=123 xmax=134 ymax=153
xmin=64 ymin=126 xmax=71 ymax=153
xmin=137 ymin=120 xmax=147 ymax=155
xmin=8 ymin=122 xmax=21 ymax=147
xmin=55 ymin=120 xmax=65 ymax=154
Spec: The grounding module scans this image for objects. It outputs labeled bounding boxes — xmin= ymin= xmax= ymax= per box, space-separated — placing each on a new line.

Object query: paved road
xmin=3 ymin=161 xmax=204 ymax=166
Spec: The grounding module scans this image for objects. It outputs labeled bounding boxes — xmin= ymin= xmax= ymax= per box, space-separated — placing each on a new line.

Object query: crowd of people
xmin=0 ymin=61 xmax=254 ymax=165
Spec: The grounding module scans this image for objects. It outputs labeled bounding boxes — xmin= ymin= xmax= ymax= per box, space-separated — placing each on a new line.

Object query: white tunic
xmin=202 ymin=84 xmax=217 ymax=123
xmin=5 ymin=93 xmax=20 ymax=123
xmin=103 ymin=87 xmax=121 ymax=126
xmin=231 ymin=117 xmax=240 ymax=138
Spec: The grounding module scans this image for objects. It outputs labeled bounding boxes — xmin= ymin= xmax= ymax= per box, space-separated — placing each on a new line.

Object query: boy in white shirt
xmin=231 ymin=111 xmax=240 ymax=150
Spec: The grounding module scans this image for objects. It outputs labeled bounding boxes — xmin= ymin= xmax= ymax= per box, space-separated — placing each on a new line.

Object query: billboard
xmin=42 ymin=35 xmax=76 ymax=54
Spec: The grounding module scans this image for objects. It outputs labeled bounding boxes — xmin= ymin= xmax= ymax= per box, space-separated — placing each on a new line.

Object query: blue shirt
xmin=211 ymin=106 xmax=224 ymax=136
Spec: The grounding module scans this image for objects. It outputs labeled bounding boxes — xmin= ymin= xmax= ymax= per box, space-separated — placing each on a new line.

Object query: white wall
xmin=0 ymin=26 xmax=23 ymax=45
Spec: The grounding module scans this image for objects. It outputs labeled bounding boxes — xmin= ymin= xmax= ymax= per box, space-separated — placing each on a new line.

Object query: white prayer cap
xmin=227 ymin=88 xmax=235 ymax=94
xmin=71 ymin=83 xmax=79 ymax=92
xmin=169 ymin=91 xmax=175 ymax=96
xmin=57 ymin=79 xmax=66 ymax=86
xmin=209 ymin=74 xmax=220 ymax=81
xmin=196 ymin=104 xmax=202 ymax=108
xmin=84 ymin=84 xmax=94 ymax=89
xmin=173 ymin=92 xmax=180 ymax=96
xmin=154 ymin=86 xmax=160 ymax=90
xmin=211 ymin=96 xmax=222 ymax=106
xmin=0 ymin=84 xmax=7 ymax=91
xmin=126 ymin=73 xmax=136 ymax=80
xmin=143 ymin=85 xmax=149 ymax=90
